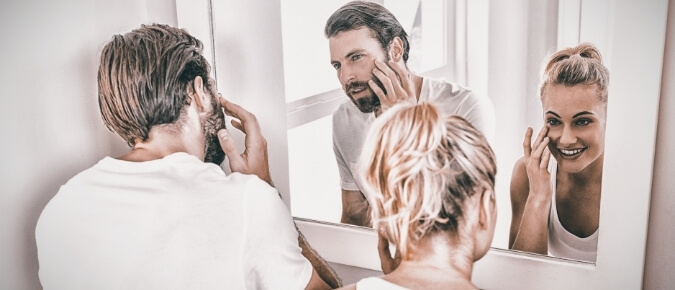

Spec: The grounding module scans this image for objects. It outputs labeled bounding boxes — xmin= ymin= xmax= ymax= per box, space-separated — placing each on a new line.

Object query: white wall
xmin=0 ymin=0 xmax=177 ymax=288
xmin=643 ymin=0 xmax=675 ymax=288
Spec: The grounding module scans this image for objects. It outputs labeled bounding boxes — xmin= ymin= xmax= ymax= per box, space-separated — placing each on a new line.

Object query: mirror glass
xmin=209 ymin=0 xmax=607 ymax=264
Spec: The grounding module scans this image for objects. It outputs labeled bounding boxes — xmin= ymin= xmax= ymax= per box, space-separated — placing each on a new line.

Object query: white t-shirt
xmin=332 ymin=78 xmax=495 ymax=193
xmin=36 ymin=152 xmax=312 ymax=289
xmin=547 ymin=158 xmax=599 ymax=262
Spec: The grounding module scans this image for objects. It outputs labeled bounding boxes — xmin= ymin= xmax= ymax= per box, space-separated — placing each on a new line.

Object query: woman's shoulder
xmin=510 ymin=156 xmax=530 ymax=205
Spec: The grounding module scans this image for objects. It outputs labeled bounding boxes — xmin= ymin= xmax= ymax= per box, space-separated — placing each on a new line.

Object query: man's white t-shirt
xmin=332 ymin=78 xmax=495 ymax=194
xmin=36 ymin=152 xmax=312 ymax=289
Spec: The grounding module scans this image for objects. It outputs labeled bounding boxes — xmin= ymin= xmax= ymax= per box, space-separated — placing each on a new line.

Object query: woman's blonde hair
xmin=540 ymin=42 xmax=609 ymax=102
xmin=359 ymin=102 xmax=496 ymax=257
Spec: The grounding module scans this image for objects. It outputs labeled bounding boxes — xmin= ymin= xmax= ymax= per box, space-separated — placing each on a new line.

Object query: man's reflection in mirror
xmin=325 ymin=1 xmax=495 ymax=227
xmin=509 ymin=43 xmax=608 ymax=262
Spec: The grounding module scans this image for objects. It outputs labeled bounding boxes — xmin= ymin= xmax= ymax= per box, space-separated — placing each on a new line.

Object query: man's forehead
xmin=329 ymin=27 xmax=381 ymax=57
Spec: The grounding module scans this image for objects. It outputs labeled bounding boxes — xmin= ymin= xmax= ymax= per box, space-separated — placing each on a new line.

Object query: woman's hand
xmin=377 ymin=231 xmax=401 ymax=274
xmin=522 ymin=126 xmax=552 ymax=202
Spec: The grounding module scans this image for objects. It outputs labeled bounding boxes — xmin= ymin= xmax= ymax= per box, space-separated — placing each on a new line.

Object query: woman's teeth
xmin=560 ymin=148 xmax=584 ymax=156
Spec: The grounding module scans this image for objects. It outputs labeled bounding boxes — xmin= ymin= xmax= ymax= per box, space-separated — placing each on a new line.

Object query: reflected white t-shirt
xmin=36 ymin=152 xmax=312 ymax=289
xmin=332 ymin=78 xmax=495 ymax=194
xmin=548 ymin=158 xmax=599 ymax=262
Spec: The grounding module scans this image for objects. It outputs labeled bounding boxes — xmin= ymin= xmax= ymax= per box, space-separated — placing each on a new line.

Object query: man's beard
xmin=345 ymin=76 xmax=386 ymax=113
xmin=203 ymin=99 xmax=226 ymax=165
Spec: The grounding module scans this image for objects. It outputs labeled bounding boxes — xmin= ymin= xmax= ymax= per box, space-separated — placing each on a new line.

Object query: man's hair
xmin=324 ymin=1 xmax=410 ymax=62
xmin=540 ymin=42 xmax=610 ymax=103
xmin=98 ymin=23 xmax=214 ymax=146
xmin=359 ymin=102 xmax=496 ymax=258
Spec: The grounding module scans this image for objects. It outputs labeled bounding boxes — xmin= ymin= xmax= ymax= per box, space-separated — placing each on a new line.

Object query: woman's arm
xmin=509 ymin=127 xmax=553 ymax=255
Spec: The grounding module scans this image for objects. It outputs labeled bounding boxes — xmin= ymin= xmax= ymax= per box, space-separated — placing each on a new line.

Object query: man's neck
xmin=117 ymin=125 xmax=204 ymax=162
xmin=412 ymin=74 xmax=423 ymax=101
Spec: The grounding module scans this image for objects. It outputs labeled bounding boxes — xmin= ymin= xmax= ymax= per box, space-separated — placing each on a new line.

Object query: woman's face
xmin=542 ymin=83 xmax=607 ymax=174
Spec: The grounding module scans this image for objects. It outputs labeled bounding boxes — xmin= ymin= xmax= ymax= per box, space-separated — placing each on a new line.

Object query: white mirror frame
xmin=177 ymin=0 xmax=668 ymax=288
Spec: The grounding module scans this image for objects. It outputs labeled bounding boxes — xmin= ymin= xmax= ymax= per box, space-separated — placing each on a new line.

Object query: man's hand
xmin=377 ymin=231 xmax=401 ymax=274
xmin=217 ymin=97 xmax=273 ymax=186
xmin=368 ymin=59 xmax=416 ymax=116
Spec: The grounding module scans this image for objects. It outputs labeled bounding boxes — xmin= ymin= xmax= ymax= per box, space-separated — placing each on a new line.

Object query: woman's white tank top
xmin=548 ymin=159 xmax=599 ymax=262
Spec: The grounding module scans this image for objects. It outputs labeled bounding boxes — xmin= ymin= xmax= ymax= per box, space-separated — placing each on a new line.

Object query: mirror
xmin=281 ymin=0 xmax=602 ymax=263
xmin=178 ymin=0 xmax=666 ymax=287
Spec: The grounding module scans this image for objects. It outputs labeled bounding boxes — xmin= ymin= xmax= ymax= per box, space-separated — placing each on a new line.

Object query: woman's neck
xmin=383 ymin=235 xmax=478 ymax=289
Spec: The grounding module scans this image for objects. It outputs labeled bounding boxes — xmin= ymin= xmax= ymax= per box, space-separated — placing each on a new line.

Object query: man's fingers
xmin=387 ymin=59 xmax=413 ymax=95
xmin=218 ymin=129 xmax=243 ymax=165
xmin=368 ymin=80 xmax=386 ymax=100
xmin=220 ymin=98 xmax=265 ymax=149
xmin=371 ymin=68 xmax=395 ymax=103
xmin=374 ymin=60 xmax=406 ymax=98
xmin=230 ymin=119 xmax=244 ymax=132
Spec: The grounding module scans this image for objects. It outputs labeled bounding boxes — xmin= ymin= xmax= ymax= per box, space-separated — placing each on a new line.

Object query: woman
xmin=341 ymin=102 xmax=498 ymax=289
xmin=509 ymin=43 xmax=609 ymax=262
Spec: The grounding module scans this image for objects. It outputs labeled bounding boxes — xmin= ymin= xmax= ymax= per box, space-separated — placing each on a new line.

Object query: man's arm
xmin=218 ymin=97 xmax=340 ymax=288
xmin=340 ymin=189 xmax=372 ymax=227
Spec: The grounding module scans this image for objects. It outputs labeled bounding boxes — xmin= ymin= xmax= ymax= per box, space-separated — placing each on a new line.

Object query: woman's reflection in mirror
xmin=338 ymin=103 xmax=497 ymax=289
xmin=509 ymin=43 xmax=609 ymax=262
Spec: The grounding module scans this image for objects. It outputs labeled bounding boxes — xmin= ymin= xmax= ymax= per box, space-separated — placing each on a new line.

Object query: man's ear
xmin=190 ymin=76 xmax=210 ymax=113
xmin=388 ymin=37 xmax=404 ymax=62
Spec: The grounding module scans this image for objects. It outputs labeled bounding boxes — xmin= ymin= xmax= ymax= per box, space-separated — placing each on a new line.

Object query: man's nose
xmin=339 ymin=65 xmax=355 ymax=86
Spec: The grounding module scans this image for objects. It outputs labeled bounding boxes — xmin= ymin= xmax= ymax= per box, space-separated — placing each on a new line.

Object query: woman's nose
xmin=559 ymin=125 xmax=577 ymax=145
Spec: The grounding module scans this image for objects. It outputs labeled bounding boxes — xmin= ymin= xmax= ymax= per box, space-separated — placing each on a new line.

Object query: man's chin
xmin=351 ymin=96 xmax=380 ymax=113
xmin=204 ymin=148 xmax=225 ymax=165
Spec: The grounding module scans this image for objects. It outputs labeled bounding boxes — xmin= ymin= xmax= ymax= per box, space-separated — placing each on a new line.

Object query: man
xmin=326 ymin=1 xmax=495 ymax=227
xmin=36 ymin=24 xmax=338 ymax=289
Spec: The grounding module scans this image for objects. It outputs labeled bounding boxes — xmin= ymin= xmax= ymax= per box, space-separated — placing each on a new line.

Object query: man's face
xmin=202 ymin=86 xmax=226 ymax=165
xmin=329 ymin=27 xmax=388 ymax=113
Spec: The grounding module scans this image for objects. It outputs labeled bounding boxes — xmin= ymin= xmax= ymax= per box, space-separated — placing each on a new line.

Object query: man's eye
xmin=332 ymin=63 xmax=340 ymax=70
xmin=351 ymin=54 xmax=362 ymax=61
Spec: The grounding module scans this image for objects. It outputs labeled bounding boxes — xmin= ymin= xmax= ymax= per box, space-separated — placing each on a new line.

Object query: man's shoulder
xmin=424 ymin=78 xmax=473 ymax=99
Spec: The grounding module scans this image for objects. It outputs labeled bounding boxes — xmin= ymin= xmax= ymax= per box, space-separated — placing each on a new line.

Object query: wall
xmin=0 ymin=0 xmax=177 ymax=288
xmin=643 ymin=0 xmax=675 ymax=288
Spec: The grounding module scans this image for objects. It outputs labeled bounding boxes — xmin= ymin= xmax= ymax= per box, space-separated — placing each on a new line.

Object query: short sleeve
xmin=241 ymin=176 xmax=312 ymax=289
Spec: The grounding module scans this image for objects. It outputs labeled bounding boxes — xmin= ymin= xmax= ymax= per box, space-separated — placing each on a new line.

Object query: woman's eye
xmin=546 ymin=119 xmax=561 ymax=126
xmin=576 ymin=119 xmax=591 ymax=126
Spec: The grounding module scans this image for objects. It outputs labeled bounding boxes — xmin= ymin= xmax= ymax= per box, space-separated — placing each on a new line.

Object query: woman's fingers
xmin=523 ymin=127 xmax=533 ymax=157
xmin=540 ymin=146 xmax=551 ymax=169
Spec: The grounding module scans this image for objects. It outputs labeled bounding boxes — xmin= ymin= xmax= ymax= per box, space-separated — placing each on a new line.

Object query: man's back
xmin=36 ymin=152 xmax=312 ymax=289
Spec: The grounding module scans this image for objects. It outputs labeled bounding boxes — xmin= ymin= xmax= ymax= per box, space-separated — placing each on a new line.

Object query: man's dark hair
xmin=324 ymin=1 xmax=410 ymax=62
xmin=97 ymin=23 xmax=214 ymax=146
